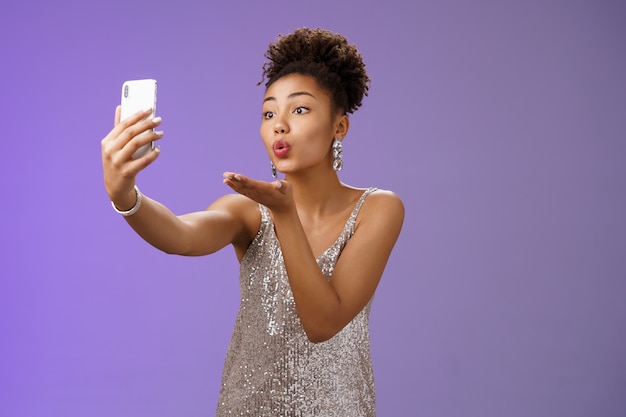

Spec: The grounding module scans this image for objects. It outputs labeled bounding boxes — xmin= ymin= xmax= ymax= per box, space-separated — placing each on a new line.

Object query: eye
xmin=294 ymin=107 xmax=309 ymax=115
xmin=263 ymin=111 xmax=275 ymax=119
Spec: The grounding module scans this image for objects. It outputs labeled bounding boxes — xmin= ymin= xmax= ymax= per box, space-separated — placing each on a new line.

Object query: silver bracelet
xmin=111 ymin=185 xmax=142 ymax=217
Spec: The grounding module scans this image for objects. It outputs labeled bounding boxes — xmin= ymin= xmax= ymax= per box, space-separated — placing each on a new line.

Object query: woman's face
xmin=260 ymin=73 xmax=347 ymax=177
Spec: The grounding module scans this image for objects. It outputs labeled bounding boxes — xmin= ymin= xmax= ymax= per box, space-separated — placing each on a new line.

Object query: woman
xmin=102 ymin=28 xmax=404 ymax=416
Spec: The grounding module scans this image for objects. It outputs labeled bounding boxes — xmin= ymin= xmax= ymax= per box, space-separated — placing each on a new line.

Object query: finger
xmin=274 ymin=180 xmax=286 ymax=192
xmin=101 ymin=105 xmax=127 ymax=147
xmin=120 ymin=107 xmax=154 ymax=125
xmin=114 ymin=115 xmax=162 ymax=151
xmin=120 ymin=114 xmax=162 ymax=138
xmin=121 ymin=145 xmax=162 ymax=178
xmin=223 ymin=172 xmax=244 ymax=182
xmin=223 ymin=172 xmax=250 ymax=188
xmin=223 ymin=171 xmax=248 ymax=179
xmin=223 ymin=173 xmax=271 ymax=193
xmin=223 ymin=175 xmax=283 ymax=203
xmin=104 ymin=108 xmax=156 ymax=148
xmin=222 ymin=173 xmax=244 ymax=193
xmin=119 ymin=129 xmax=164 ymax=160
xmin=116 ymin=108 xmax=156 ymax=137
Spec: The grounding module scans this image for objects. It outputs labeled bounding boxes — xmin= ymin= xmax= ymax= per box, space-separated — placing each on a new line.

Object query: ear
xmin=334 ymin=114 xmax=350 ymax=140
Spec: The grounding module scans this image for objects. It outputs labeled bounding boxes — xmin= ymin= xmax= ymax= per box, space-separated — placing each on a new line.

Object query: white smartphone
xmin=120 ymin=79 xmax=157 ymax=159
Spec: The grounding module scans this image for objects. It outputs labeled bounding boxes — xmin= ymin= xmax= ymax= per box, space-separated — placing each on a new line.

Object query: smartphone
xmin=120 ymin=79 xmax=157 ymax=159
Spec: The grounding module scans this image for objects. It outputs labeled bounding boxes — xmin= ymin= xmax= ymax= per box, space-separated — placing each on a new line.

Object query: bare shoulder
xmin=207 ymin=193 xmax=262 ymax=252
xmin=208 ymin=193 xmax=261 ymax=227
xmin=367 ymin=188 xmax=403 ymax=205
xmin=358 ymin=188 xmax=405 ymax=234
xmin=364 ymin=189 xmax=404 ymax=216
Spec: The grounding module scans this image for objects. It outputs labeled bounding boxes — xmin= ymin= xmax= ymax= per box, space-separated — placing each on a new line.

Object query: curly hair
xmin=260 ymin=28 xmax=370 ymax=114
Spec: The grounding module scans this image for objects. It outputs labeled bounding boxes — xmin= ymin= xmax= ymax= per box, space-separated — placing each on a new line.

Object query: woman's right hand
xmin=101 ymin=106 xmax=163 ymax=210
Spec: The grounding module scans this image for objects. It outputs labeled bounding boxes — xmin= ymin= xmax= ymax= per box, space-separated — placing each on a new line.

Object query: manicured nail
xmin=234 ymin=175 xmax=241 ymax=181
xmin=154 ymin=146 xmax=161 ymax=153
xmin=152 ymin=116 xmax=162 ymax=123
xmin=276 ymin=181 xmax=283 ymax=189
xmin=154 ymin=130 xmax=164 ymax=137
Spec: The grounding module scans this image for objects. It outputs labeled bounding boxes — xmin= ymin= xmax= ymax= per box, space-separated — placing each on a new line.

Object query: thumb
xmin=274 ymin=180 xmax=288 ymax=194
xmin=114 ymin=105 xmax=121 ymax=126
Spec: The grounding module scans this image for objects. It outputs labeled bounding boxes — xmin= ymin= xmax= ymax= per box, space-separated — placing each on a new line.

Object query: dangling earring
xmin=332 ymin=138 xmax=343 ymax=171
xmin=271 ymin=162 xmax=277 ymax=178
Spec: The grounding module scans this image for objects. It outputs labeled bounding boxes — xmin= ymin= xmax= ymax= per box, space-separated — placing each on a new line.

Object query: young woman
xmin=102 ymin=28 xmax=404 ymax=416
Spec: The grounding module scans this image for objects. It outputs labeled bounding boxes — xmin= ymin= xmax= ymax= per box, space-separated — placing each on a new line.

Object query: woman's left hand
xmin=223 ymin=172 xmax=295 ymax=214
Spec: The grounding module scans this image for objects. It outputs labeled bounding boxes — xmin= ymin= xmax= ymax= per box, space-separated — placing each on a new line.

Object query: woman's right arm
xmin=101 ymin=106 xmax=253 ymax=256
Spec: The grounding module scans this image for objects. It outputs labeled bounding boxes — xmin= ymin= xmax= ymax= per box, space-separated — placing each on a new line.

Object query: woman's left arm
xmin=274 ymin=190 xmax=404 ymax=342
xmin=223 ymin=173 xmax=404 ymax=343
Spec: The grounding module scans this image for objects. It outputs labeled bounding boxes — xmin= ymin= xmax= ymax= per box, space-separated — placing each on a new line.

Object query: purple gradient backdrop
xmin=1 ymin=1 xmax=625 ymax=416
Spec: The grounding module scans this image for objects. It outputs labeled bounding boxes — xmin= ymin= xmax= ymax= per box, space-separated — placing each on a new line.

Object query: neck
xmin=285 ymin=168 xmax=345 ymax=216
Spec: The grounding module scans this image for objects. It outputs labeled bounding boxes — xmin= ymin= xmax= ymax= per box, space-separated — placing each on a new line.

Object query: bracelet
xmin=111 ymin=185 xmax=142 ymax=217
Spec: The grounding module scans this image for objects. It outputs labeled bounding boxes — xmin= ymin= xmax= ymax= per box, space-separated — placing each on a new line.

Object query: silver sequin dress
xmin=216 ymin=188 xmax=378 ymax=417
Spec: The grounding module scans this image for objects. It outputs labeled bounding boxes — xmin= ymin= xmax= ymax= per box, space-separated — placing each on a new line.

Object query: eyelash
xmin=263 ymin=107 xmax=309 ymax=119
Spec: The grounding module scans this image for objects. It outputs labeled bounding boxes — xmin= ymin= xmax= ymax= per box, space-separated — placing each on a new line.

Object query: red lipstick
xmin=273 ymin=140 xmax=290 ymax=158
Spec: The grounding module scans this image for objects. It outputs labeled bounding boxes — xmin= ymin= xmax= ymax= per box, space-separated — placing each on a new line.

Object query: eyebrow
xmin=263 ymin=91 xmax=317 ymax=103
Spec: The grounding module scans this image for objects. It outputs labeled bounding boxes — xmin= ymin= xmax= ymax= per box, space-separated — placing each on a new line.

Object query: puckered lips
xmin=273 ymin=140 xmax=290 ymax=158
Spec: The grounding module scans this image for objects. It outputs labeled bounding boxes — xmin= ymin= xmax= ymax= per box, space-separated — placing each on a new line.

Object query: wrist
xmin=111 ymin=185 xmax=142 ymax=216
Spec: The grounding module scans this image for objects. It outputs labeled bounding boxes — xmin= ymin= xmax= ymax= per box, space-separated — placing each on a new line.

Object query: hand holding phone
xmin=120 ymin=79 xmax=157 ymax=159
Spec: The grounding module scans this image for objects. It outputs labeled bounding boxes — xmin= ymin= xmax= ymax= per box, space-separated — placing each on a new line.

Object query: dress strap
xmin=350 ymin=187 xmax=378 ymax=222
xmin=342 ymin=187 xmax=378 ymax=239
xmin=258 ymin=203 xmax=271 ymax=223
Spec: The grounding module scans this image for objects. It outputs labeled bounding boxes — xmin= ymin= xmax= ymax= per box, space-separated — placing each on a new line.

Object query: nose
xmin=273 ymin=115 xmax=288 ymax=135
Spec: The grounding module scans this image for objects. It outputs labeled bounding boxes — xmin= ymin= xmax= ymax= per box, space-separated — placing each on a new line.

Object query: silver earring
xmin=332 ymin=138 xmax=343 ymax=171
xmin=271 ymin=162 xmax=277 ymax=178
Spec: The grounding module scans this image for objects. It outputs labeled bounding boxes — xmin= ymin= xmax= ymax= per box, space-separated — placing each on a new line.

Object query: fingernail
xmin=234 ymin=175 xmax=241 ymax=181
xmin=276 ymin=181 xmax=283 ymax=189
xmin=154 ymin=146 xmax=161 ymax=153
xmin=155 ymin=130 xmax=164 ymax=137
xmin=152 ymin=116 xmax=162 ymax=123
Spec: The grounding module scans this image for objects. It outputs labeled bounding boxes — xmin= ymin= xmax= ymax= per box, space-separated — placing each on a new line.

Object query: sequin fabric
xmin=216 ymin=188 xmax=378 ymax=417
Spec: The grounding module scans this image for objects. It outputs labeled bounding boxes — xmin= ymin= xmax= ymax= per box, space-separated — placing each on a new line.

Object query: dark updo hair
xmin=260 ymin=28 xmax=370 ymax=114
